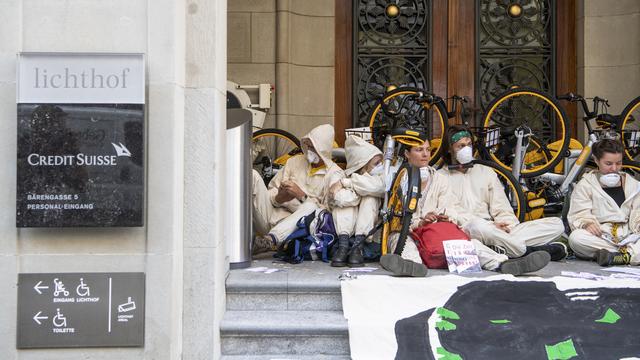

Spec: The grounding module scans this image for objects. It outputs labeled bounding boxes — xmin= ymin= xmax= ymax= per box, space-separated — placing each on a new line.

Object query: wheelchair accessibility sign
xmin=16 ymin=272 xmax=145 ymax=348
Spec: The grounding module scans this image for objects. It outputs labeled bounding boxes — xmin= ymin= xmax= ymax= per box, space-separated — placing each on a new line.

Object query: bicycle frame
xmin=381 ymin=134 xmax=397 ymax=220
xmin=509 ymin=93 xmax=610 ymax=203
xmin=511 ymin=125 xmax=532 ymax=182
xmin=558 ymin=133 xmax=599 ymax=193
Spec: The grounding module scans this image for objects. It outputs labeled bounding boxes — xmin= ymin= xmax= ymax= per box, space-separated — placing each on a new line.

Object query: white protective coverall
xmin=568 ymin=171 xmax=640 ymax=264
xmin=252 ymin=124 xmax=342 ymax=243
xmin=330 ymin=136 xmax=385 ymax=238
xmin=387 ymin=167 xmax=509 ymax=270
xmin=438 ymin=164 xmax=564 ymax=258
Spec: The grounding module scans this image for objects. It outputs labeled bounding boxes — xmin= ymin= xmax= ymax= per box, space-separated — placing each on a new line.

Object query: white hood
xmin=344 ymin=135 xmax=383 ymax=176
xmin=301 ymin=124 xmax=335 ymax=167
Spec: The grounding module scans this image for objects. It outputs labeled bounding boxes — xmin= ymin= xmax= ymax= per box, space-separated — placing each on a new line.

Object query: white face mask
xmin=369 ymin=163 xmax=384 ymax=176
xmin=306 ymin=150 xmax=320 ymax=164
xmin=455 ymin=146 xmax=474 ymax=164
xmin=600 ymin=173 xmax=621 ymax=187
xmin=419 ymin=167 xmax=430 ymax=181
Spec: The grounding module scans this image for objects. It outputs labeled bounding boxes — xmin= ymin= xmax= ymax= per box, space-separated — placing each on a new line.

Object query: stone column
xmin=0 ymin=0 xmax=228 ymax=358
xmin=0 ymin=0 xmax=20 ymax=354
xmin=183 ymin=0 xmax=228 ymax=358
xmin=577 ymin=0 xmax=640 ymax=120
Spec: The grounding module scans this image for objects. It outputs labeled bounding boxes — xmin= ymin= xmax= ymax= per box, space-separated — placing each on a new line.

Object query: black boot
xmin=500 ymin=251 xmax=550 ymax=276
xmin=380 ymin=254 xmax=428 ymax=277
xmin=526 ymin=242 xmax=568 ymax=262
xmin=331 ymin=234 xmax=350 ymax=267
xmin=348 ymin=235 xmax=366 ymax=267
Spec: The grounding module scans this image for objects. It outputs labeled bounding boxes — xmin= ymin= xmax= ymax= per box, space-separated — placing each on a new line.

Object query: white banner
xmin=341 ymin=274 xmax=640 ymax=360
xmin=17 ymin=53 xmax=145 ymax=104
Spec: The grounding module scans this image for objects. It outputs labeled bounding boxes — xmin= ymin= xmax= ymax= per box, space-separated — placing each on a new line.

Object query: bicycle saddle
xmin=596 ymin=113 xmax=623 ymax=128
xmin=391 ymin=128 xmax=427 ymax=147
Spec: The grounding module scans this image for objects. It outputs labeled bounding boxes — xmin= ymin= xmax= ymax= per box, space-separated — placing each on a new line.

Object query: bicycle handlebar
xmin=558 ymin=92 xmax=609 ymax=120
xmin=447 ymin=95 xmax=469 ymax=119
xmin=557 ymin=93 xmax=575 ymax=101
xmin=379 ymin=90 xmax=442 ymax=129
xmin=381 ymin=92 xmax=421 ymax=118
xmin=593 ymin=96 xmax=610 ymax=108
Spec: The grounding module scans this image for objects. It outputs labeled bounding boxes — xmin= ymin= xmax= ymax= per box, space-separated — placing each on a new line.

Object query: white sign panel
xmin=18 ymin=53 xmax=145 ymax=104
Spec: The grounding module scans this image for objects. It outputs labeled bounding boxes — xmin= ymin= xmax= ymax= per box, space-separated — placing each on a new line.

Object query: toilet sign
xmin=16 ymin=272 xmax=145 ymax=348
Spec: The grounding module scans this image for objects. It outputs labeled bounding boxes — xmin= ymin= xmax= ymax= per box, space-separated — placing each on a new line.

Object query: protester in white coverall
xmin=380 ymin=140 xmax=551 ymax=277
xmin=329 ymin=136 xmax=385 ymax=267
xmin=438 ymin=125 xmax=567 ymax=261
xmin=568 ymin=138 xmax=640 ymax=266
xmin=252 ymin=124 xmax=342 ymax=255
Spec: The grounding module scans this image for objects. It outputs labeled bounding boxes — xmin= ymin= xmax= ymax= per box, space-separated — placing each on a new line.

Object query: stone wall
xmin=0 ymin=0 xmax=227 ymax=359
xmin=228 ymin=0 xmax=278 ymax=128
xmin=577 ymin=0 xmax=640 ymax=115
xmin=227 ymin=0 xmax=335 ymax=138
xmin=275 ymin=0 xmax=335 ymax=138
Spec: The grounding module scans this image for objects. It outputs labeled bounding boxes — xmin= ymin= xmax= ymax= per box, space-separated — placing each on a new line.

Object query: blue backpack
xmin=275 ymin=209 xmax=337 ymax=264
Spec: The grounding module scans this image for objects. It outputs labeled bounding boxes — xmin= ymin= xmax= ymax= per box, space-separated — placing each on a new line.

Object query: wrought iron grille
xmin=353 ymin=0 xmax=431 ymax=127
xmin=476 ymin=0 xmax=556 ymax=133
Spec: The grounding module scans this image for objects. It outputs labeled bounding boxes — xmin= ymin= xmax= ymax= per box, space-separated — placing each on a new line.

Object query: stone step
xmin=226 ymin=260 xmax=355 ymax=311
xmin=221 ymin=356 xmax=351 ymax=360
xmin=220 ymin=310 xmax=350 ymax=356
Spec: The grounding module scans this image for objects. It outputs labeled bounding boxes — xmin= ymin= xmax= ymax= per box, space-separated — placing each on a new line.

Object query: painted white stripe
xmin=108 ymin=277 xmax=112 ymax=333
xmin=565 ymin=291 xmax=599 ymax=297
xmin=570 ymin=296 xmax=600 ymax=301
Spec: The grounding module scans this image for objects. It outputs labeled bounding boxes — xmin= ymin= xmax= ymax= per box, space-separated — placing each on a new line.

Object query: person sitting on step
xmin=568 ymin=138 xmax=640 ymax=266
xmin=380 ymin=138 xmax=551 ymax=277
xmin=252 ymin=124 xmax=342 ymax=255
xmin=329 ymin=135 xmax=385 ymax=268
xmin=438 ymin=125 xmax=567 ymax=261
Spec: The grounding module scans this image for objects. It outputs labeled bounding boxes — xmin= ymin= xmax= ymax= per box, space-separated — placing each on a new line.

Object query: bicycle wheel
xmin=482 ymin=87 xmax=570 ymax=178
xmin=381 ymin=164 xmax=421 ymax=256
xmin=622 ymin=159 xmax=640 ymax=178
xmin=620 ymin=96 xmax=640 ymax=161
xmin=368 ymin=87 xmax=447 ymax=165
xmin=472 ymin=159 xmax=527 ymax=223
xmin=252 ymin=128 xmax=301 ymax=185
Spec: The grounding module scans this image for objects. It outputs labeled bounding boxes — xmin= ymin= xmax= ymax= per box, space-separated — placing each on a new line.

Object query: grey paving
xmin=231 ymin=256 xmax=616 ymax=283
xmin=221 ymin=356 xmax=351 ymax=360
xmin=226 ymin=258 xmax=347 ymax=311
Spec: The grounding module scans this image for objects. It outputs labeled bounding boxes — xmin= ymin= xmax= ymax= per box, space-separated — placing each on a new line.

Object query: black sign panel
xmin=17 ymin=272 xmax=145 ymax=348
xmin=16 ymin=103 xmax=144 ymax=227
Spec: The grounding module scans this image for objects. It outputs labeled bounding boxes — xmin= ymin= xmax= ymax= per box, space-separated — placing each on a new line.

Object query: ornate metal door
xmin=477 ymin=0 xmax=556 ymax=111
xmin=353 ymin=0 xmax=431 ymax=127
xmin=335 ymin=0 xmax=575 ymax=141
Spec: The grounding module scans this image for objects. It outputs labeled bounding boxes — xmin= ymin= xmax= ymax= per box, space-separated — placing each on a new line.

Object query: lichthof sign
xmin=16 ymin=272 xmax=145 ymax=348
xmin=16 ymin=53 xmax=145 ymax=227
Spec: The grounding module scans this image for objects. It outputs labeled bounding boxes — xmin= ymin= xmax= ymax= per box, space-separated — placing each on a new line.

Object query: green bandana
xmin=450 ymin=130 xmax=471 ymax=144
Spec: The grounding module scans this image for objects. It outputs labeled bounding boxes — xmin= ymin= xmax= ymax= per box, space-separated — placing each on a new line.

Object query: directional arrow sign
xmin=33 ymin=311 xmax=48 ymax=325
xmin=18 ymin=272 xmax=145 ymax=348
xmin=33 ymin=281 xmax=49 ymax=295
